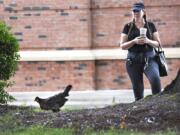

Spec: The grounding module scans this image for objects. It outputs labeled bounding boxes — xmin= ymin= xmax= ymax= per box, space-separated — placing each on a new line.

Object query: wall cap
xmin=18 ymin=48 xmax=180 ymax=61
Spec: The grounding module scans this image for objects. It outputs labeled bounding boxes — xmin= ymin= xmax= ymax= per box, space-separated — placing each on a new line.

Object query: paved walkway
xmin=9 ymin=89 xmax=152 ymax=109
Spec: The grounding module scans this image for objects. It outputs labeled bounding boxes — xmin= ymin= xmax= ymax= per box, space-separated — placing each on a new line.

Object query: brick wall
xmin=8 ymin=61 xmax=96 ymax=91
xmin=2 ymin=0 xmax=180 ymax=50
xmin=7 ymin=59 xmax=180 ymax=91
xmin=3 ymin=0 xmax=91 ymax=50
xmin=1 ymin=0 xmax=179 ymax=91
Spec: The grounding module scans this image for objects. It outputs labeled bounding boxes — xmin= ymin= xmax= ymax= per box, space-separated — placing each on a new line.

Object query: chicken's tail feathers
xmin=63 ymin=85 xmax=72 ymax=97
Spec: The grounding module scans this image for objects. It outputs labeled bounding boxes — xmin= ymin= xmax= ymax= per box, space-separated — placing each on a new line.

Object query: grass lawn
xmin=1 ymin=126 xmax=178 ymax=135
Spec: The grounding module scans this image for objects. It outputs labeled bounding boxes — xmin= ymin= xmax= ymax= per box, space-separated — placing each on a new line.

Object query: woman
xmin=120 ymin=2 xmax=161 ymax=101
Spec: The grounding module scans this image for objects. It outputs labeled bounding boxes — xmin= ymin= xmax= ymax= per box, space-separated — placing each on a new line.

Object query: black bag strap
xmin=158 ymin=42 xmax=163 ymax=52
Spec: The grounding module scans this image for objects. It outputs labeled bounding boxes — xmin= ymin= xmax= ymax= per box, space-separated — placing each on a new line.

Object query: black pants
xmin=126 ymin=51 xmax=161 ymax=101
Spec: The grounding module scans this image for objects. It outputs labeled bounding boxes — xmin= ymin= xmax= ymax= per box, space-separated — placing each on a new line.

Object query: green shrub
xmin=0 ymin=21 xmax=20 ymax=103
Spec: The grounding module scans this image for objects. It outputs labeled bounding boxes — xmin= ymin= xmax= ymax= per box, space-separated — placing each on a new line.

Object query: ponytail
xmin=143 ymin=10 xmax=153 ymax=39
xmin=143 ymin=10 xmax=147 ymax=23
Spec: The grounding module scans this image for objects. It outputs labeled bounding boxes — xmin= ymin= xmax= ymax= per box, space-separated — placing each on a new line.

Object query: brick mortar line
xmin=4 ymin=4 xmax=180 ymax=12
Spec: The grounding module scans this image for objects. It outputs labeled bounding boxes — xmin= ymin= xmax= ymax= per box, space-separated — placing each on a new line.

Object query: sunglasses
xmin=133 ymin=9 xmax=141 ymax=13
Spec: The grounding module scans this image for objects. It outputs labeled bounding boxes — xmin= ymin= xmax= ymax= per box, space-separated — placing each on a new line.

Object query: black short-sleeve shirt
xmin=122 ymin=21 xmax=157 ymax=52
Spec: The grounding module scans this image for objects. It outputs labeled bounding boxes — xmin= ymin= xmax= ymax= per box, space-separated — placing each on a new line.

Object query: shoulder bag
xmin=154 ymin=44 xmax=168 ymax=77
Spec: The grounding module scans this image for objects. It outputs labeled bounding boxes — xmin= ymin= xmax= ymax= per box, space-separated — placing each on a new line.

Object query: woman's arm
xmin=120 ymin=33 xmax=146 ymax=50
xmin=146 ymin=31 xmax=161 ymax=48
xmin=120 ymin=33 xmax=136 ymax=50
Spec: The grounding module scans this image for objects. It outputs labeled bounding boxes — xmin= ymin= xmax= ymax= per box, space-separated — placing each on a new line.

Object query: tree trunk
xmin=163 ymin=68 xmax=180 ymax=94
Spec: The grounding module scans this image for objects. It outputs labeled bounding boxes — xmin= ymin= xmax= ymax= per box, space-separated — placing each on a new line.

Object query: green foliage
xmin=0 ymin=21 xmax=20 ymax=103
xmin=0 ymin=81 xmax=15 ymax=103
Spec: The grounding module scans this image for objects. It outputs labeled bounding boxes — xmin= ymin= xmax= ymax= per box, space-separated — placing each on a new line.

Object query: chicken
xmin=35 ymin=85 xmax=72 ymax=112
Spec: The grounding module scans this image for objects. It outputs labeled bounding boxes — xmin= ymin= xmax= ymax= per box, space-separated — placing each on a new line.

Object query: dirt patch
xmin=0 ymin=70 xmax=180 ymax=133
xmin=0 ymin=93 xmax=180 ymax=133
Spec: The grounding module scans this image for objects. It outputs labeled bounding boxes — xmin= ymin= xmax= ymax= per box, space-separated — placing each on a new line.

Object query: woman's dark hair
xmin=142 ymin=10 xmax=153 ymax=39
xmin=143 ymin=10 xmax=147 ymax=23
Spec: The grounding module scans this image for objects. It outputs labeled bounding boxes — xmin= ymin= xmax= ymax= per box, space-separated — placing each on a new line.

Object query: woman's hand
xmin=133 ymin=36 xmax=151 ymax=45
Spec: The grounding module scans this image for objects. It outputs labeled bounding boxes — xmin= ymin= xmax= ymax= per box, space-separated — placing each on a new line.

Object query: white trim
xmin=163 ymin=48 xmax=180 ymax=58
xmin=18 ymin=48 xmax=180 ymax=61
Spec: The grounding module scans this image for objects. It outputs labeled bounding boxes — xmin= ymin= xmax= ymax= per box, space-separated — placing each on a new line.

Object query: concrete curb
xmin=9 ymin=89 xmax=152 ymax=109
